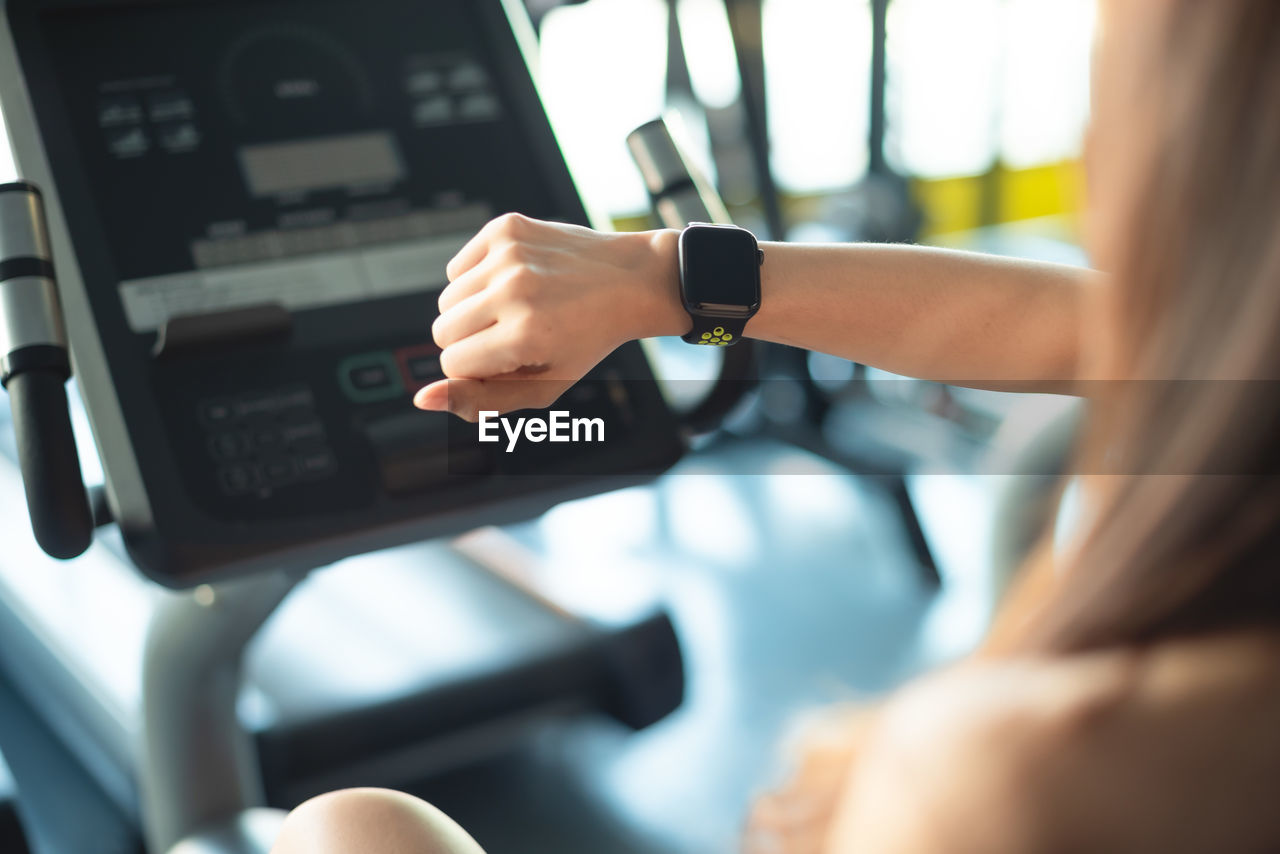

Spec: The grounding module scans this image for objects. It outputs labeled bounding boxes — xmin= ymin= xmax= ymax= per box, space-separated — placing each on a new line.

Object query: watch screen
xmin=682 ymin=226 xmax=761 ymax=310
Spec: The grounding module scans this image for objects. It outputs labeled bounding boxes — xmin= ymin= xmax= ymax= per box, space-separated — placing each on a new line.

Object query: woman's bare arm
xmin=745 ymin=242 xmax=1089 ymax=388
xmin=416 ymin=215 xmax=1093 ymax=418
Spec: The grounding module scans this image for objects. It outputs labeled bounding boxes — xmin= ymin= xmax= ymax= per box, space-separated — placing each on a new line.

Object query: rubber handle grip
xmin=7 ymin=369 xmax=93 ymax=559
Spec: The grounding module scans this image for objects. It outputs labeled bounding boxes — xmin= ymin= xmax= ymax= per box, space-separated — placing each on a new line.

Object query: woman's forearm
xmin=755 ymin=242 xmax=1089 ymax=388
xmin=640 ymin=234 xmax=1092 ymax=391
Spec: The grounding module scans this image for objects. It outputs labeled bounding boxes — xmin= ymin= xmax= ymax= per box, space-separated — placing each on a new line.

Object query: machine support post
xmin=138 ymin=571 xmax=301 ymax=854
xmin=868 ymin=0 xmax=890 ymax=176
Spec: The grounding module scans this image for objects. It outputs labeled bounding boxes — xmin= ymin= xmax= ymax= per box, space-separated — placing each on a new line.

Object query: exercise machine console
xmin=1 ymin=0 xmax=684 ymax=586
xmin=0 ymin=1 xmax=736 ymax=851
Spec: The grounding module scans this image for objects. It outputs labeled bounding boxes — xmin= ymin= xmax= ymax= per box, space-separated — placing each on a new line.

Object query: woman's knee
xmin=271 ymin=788 xmax=486 ymax=854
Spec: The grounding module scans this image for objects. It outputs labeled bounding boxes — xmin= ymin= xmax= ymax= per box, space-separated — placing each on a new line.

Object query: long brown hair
xmin=992 ymin=0 xmax=1280 ymax=654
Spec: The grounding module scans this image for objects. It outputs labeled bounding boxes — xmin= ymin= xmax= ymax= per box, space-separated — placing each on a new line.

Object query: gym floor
xmin=395 ymin=437 xmax=997 ymax=853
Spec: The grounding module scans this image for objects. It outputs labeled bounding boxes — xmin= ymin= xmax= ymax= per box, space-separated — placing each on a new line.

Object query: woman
xmin=273 ymin=0 xmax=1280 ymax=850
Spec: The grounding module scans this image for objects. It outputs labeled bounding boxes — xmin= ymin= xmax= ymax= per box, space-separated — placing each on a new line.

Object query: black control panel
xmin=4 ymin=0 xmax=683 ymax=586
xmin=199 ymin=385 xmax=334 ymax=497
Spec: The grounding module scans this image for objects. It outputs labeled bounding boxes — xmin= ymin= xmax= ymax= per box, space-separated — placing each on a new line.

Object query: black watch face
xmin=681 ymin=226 xmax=762 ymax=312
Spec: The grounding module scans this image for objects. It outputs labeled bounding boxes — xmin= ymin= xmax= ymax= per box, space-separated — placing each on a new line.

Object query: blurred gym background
xmin=0 ymin=1 xmax=1095 ymax=851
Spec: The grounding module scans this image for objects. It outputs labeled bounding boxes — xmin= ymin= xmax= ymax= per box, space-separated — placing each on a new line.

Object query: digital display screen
xmin=239 ymin=132 xmax=406 ymax=197
xmin=681 ymin=226 xmax=762 ymax=310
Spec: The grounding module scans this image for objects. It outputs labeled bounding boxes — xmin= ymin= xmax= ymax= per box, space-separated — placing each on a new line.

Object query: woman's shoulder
xmin=825 ymin=652 xmax=1136 ymax=852
xmin=828 ymin=631 xmax=1280 ymax=853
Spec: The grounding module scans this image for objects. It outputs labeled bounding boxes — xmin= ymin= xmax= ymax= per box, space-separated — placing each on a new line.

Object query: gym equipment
xmin=2 ymin=0 xmax=688 ymax=585
xmin=649 ymin=0 xmax=939 ymax=582
xmin=522 ymin=0 xmax=588 ymax=32
xmin=633 ymin=8 xmax=940 ymax=581
xmin=0 ymin=184 xmax=94 ymax=560
xmin=627 ymin=116 xmax=758 ymax=436
xmin=0 ymin=1 xmax=747 ymax=851
xmin=0 ymin=750 xmax=25 ymax=854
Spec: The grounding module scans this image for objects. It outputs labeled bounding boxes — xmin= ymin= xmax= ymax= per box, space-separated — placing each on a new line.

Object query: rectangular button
xmin=297 ymin=450 xmax=338 ymax=480
xmin=350 ymin=363 xmax=393 ymax=390
xmin=208 ymin=432 xmax=248 ymax=462
xmin=338 ymin=352 xmax=404 ymax=402
xmin=395 ymin=343 xmax=443 ymax=389
xmin=262 ymin=457 xmax=299 ymax=487
xmin=364 ymin=410 xmax=490 ymax=494
xmin=378 ymin=447 xmax=491 ymax=495
xmin=200 ymin=398 xmax=235 ymax=427
xmin=219 ymin=463 xmax=262 ymax=495
xmin=280 ymin=421 xmax=325 ymax=445
xmin=407 ymin=353 xmax=441 ymax=382
xmin=98 ymin=95 xmax=143 ymax=127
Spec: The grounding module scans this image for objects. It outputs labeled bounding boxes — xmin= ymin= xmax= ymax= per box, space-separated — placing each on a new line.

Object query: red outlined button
xmin=395 ymin=343 xmax=443 ymax=392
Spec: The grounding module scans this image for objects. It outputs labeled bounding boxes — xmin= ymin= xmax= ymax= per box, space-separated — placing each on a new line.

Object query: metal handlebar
xmin=0 ymin=181 xmax=93 ymax=559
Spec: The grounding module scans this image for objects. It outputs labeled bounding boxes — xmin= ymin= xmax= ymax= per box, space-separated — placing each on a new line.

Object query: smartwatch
xmin=677 ymin=223 xmax=763 ymax=346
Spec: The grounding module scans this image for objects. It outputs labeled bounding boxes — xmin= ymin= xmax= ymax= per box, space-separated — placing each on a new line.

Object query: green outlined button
xmin=338 ymin=352 xmax=405 ymax=403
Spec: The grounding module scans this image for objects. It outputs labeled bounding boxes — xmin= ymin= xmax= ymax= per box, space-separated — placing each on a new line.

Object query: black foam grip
xmin=7 ymin=370 xmax=93 ymax=559
xmin=0 ymin=256 xmax=57 ymax=284
xmin=596 ymin=609 xmax=686 ymax=730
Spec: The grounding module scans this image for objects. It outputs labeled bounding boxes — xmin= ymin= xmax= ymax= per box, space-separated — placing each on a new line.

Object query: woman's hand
xmin=413 ymin=213 xmax=686 ymax=421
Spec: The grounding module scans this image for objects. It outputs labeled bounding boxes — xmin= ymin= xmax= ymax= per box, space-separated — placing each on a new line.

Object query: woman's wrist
xmin=625 ymin=228 xmax=689 ymax=341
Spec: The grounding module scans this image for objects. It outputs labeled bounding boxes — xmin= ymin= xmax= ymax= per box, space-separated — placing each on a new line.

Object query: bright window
xmin=763 ymin=0 xmax=871 ymax=193
xmin=1000 ymin=0 xmax=1095 ymax=168
xmin=887 ymin=0 xmax=1094 ymax=178
xmin=888 ymin=0 xmax=1003 ymax=178
xmin=538 ymin=0 xmax=670 ymax=218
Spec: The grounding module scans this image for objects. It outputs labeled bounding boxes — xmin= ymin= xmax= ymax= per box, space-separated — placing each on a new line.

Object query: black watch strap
xmin=682 ymin=317 xmax=747 ymax=346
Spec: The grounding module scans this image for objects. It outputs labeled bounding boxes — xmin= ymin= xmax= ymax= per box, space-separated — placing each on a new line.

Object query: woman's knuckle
xmin=499 ymin=241 xmax=530 ymax=266
xmin=509 ymin=309 xmax=539 ymax=339
xmin=495 ymin=212 xmax=528 ymax=236
xmin=525 ymin=311 xmax=554 ymax=342
xmin=501 ymin=269 xmax=537 ymax=300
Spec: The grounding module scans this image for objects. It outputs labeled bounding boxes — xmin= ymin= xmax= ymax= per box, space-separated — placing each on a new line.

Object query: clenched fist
xmin=414 ymin=213 xmax=686 ymax=421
